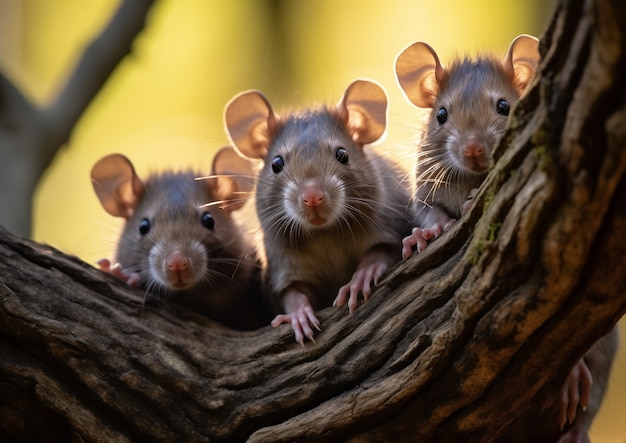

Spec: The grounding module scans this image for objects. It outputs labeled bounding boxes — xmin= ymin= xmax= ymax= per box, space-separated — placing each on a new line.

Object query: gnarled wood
xmin=0 ymin=0 xmax=624 ymax=441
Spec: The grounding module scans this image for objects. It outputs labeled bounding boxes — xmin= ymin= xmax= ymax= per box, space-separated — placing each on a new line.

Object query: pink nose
xmin=167 ymin=251 xmax=189 ymax=271
xmin=463 ymin=142 xmax=484 ymax=158
xmin=302 ymin=181 xmax=324 ymax=207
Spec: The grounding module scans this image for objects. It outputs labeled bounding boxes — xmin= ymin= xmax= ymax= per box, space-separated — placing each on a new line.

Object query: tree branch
xmin=40 ymin=0 xmax=156 ymax=175
xmin=0 ymin=0 xmax=156 ymax=237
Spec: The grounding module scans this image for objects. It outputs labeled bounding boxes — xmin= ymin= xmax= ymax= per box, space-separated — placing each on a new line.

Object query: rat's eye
xmin=139 ymin=218 xmax=151 ymax=236
xmin=436 ymin=107 xmax=448 ymax=124
xmin=335 ymin=147 xmax=349 ymax=164
xmin=201 ymin=212 xmax=215 ymax=230
xmin=271 ymin=156 xmax=284 ymax=174
xmin=496 ymin=99 xmax=510 ymax=116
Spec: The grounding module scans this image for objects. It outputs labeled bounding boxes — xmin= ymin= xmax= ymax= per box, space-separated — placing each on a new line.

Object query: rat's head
xmin=395 ymin=34 xmax=540 ymax=177
xmin=224 ymin=80 xmax=388 ymax=238
xmin=91 ymin=147 xmax=254 ymax=294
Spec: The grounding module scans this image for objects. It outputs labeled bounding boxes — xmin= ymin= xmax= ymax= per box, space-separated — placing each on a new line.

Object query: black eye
xmin=139 ymin=218 xmax=151 ymax=236
xmin=436 ymin=107 xmax=448 ymax=124
xmin=335 ymin=147 xmax=348 ymax=164
xmin=496 ymin=99 xmax=510 ymax=116
xmin=271 ymin=156 xmax=284 ymax=174
xmin=201 ymin=212 xmax=215 ymax=230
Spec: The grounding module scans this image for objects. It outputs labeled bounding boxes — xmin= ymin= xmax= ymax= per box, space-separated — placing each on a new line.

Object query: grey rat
xmin=91 ymin=146 xmax=270 ymax=330
xmin=395 ymin=34 xmax=618 ymax=442
xmin=224 ymin=79 xmax=412 ymax=344
xmin=395 ymin=34 xmax=540 ymax=258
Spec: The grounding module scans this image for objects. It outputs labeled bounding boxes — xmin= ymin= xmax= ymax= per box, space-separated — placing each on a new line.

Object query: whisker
xmin=199 ymin=197 xmax=252 ymax=210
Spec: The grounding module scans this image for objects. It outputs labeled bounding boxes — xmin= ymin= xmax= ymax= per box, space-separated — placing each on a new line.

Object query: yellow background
xmin=0 ymin=0 xmax=623 ymax=440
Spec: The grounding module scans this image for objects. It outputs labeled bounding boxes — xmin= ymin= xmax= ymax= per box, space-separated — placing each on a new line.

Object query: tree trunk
xmin=1 ymin=0 xmax=624 ymax=441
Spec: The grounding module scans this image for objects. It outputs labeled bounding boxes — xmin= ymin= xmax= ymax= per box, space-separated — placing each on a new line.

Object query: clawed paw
xmin=97 ymin=258 xmax=141 ymax=287
xmin=272 ymin=292 xmax=321 ymax=345
xmin=333 ymin=261 xmax=387 ymax=314
xmin=558 ymin=359 xmax=592 ymax=431
xmin=462 ymin=187 xmax=479 ymax=214
xmin=401 ymin=224 xmax=443 ymax=259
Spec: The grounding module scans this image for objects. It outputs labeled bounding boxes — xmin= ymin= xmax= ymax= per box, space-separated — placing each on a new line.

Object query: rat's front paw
xmin=401 ymin=225 xmax=444 ymax=259
xmin=558 ymin=359 xmax=592 ymax=431
xmin=272 ymin=292 xmax=321 ymax=345
xmin=462 ymin=188 xmax=479 ymax=214
xmin=334 ymin=261 xmax=388 ymax=314
xmin=97 ymin=258 xmax=141 ymax=287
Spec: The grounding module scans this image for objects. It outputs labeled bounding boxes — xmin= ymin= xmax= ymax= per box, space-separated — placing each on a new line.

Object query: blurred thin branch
xmin=0 ymin=0 xmax=156 ymax=237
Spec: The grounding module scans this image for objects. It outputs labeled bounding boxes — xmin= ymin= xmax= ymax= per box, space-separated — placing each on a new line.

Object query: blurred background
xmin=0 ymin=0 xmax=623 ymax=440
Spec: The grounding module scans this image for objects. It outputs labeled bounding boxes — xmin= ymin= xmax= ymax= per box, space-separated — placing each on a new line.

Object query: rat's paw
xmin=443 ymin=218 xmax=457 ymax=231
xmin=558 ymin=359 xmax=592 ymax=431
xmin=461 ymin=199 xmax=473 ymax=214
xmin=401 ymin=225 xmax=443 ymax=259
xmin=97 ymin=258 xmax=113 ymax=272
xmin=334 ymin=261 xmax=388 ymax=314
xmin=462 ymin=188 xmax=479 ymax=214
xmin=272 ymin=292 xmax=320 ymax=345
xmin=97 ymin=258 xmax=140 ymax=287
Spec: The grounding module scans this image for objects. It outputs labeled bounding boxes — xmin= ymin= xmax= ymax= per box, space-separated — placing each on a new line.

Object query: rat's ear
xmin=395 ymin=41 xmax=445 ymax=108
xmin=224 ymin=90 xmax=278 ymax=161
xmin=209 ymin=146 xmax=256 ymax=213
xmin=91 ymin=154 xmax=144 ymax=219
xmin=339 ymin=79 xmax=388 ymax=145
xmin=503 ymin=34 xmax=540 ymax=95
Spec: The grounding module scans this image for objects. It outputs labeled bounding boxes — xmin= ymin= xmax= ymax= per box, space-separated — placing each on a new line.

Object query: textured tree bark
xmin=0 ymin=0 xmax=624 ymax=441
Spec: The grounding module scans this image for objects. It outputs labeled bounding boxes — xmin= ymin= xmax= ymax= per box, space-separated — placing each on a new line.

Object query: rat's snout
xmin=301 ymin=179 xmax=325 ymax=207
xmin=462 ymin=135 xmax=485 ymax=158
xmin=167 ymin=250 xmax=190 ymax=272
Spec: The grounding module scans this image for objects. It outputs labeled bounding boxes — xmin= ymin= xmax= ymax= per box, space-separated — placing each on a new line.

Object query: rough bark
xmin=0 ymin=0 xmax=624 ymax=441
xmin=0 ymin=0 xmax=155 ymax=237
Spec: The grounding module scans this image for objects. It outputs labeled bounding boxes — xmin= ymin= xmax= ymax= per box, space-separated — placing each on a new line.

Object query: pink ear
xmin=338 ymin=79 xmax=388 ymax=145
xmin=90 ymin=154 xmax=143 ymax=219
xmin=395 ymin=41 xmax=445 ymax=108
xmin=224 ymin=90 xmax=278 ymax=161
xmin=503 ymin=34 xmax=541 ymax=95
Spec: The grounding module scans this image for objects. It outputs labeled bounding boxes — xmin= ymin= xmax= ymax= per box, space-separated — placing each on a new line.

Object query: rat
xmin=224 ymin=79 xmax=412 ymax=345
xmin=395 ymin=34 xmax=618 ymax=442
xmin=395 ymin=34 xmax=540 ymax=258
xmin=91 ymin=146 xmax=270 ymax=330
